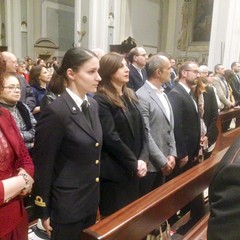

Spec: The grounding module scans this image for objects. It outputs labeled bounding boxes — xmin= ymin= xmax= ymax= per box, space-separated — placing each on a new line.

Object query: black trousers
xmin=50 ymin=214 xmax=96 ymax=240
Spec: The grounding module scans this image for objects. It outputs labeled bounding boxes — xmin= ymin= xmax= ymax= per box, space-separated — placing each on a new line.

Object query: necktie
xmin=81 ymin=100 xmax=92 ymax=127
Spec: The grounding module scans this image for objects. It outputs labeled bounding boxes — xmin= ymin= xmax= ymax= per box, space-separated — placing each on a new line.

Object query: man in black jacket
xmin=208 ymin=138 xmax=240 ymax=240
xmin=127 ymin=47 xmax=148 ymax=91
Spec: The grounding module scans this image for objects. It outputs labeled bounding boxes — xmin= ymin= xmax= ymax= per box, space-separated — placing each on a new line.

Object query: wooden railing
xmin=26 ymin=108 xmax=240 ymax=238
xmin=81 ymin=108 xmax=240 ymax=240
xmin=213 ymin=107 xmax=240 ymax=154
xmin=81 ymin=149 xmax=227 ymax=240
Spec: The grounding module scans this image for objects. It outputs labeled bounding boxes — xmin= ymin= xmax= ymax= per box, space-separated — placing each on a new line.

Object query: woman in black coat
xmin=94 ymin=52 xmax=148 ymax=216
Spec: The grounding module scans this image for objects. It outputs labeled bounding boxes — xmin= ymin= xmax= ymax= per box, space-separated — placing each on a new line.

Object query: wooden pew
xmin=81 ymin=149 xmax=227 ymax=240
xmin=27 ymin=108 xmax=240 ymax=237
xmin=182 ymin=213 xmax=209 ymax=240
xmin=213 ymin=107 xmax=240 ymax=154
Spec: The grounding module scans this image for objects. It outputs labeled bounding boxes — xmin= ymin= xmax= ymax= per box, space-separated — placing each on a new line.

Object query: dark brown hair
xmin=29 ymin=65 xmax=43 ymax=86
xmin=57 ymin=47 xmax=97 ymax=83
xmin=224 ymin=69 xmax=235 ymax=84
xmin=193 ymin=77 xmax=206 ymax=100
xmin=48 ymin=71 xmax=65 ymax=95
xmin=98 ymin=52 xmax=137 ymax=108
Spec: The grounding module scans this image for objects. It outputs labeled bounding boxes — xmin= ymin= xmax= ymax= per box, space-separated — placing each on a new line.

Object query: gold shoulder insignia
xmin=35 ymin=196 xmax=46 ymax=207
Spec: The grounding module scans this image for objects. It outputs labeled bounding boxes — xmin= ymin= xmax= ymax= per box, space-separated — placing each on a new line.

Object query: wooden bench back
xmin=213 ymin=108 xmax=240 ymax=154
xmin=81 ymin=149 xmax=227 ymax=240
xmin=81 ymin=109 xmax=240 ymax=240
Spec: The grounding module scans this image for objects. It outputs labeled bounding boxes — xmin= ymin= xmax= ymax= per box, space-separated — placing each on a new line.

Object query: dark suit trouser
xmin=167 ymin=159 xmax=205 ymax=221
xmin=179 ymin=160 xmax=205 ymax=220
xmin=50 ymin=213 xmax=96 ymax=240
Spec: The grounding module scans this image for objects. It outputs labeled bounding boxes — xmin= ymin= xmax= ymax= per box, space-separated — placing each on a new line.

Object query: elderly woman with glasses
xmin=0 ymin=74 xmax=36 ymax=152
xmin=0 ymin=53 xmax=34 ymax=240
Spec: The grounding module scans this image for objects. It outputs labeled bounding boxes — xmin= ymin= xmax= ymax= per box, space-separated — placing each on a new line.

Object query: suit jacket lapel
xmin=131 ymin=65 xmax=143 ymax=81
xmin=145 ymin=83 xmax=170 ymax=123
xmin=121 ymin=103 xmax=136 ymax=138
xmin=177 ymin=83 xmax=198 ymax=114
xmin=62 ymin=91 xmax=98 ymax=141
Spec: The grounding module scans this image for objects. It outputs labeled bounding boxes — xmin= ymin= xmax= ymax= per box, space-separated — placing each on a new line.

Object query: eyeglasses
xmin=3 ymin=85 xmax=21 ymax=91
xmin=137 ymin=54 xmax=147 ymax=57
xmin=185 ymin=70 xmax=199 ymax=74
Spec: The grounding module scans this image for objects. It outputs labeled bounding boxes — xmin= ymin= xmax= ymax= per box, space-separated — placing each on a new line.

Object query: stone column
xmin=5 ymin=0 xmax=22 ymax=55
xmin=88 ymin=0 xmax=108 ymax=51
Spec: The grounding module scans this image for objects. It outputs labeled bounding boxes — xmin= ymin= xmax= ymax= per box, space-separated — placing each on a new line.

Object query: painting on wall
xmin=192 ymin=0 xmax=214 ymax=42
xmin=177 ymin=0 xmax=213 ymax=52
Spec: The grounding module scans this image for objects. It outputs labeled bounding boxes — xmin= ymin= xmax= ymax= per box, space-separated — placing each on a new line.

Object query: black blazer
xmin=203 ymin=86 xmax=219 ymax=146
xmin=208 ymin=138 xmax=240 ymax=240
xmin=127 ymin=64 xmax=147 ymax=91
xmin=33 ymin=90 xmax=102 ymax=224
xmin=94 ymin=94 xmax=148 ymax=183
xmin=230 ymin=74 xmax=240 ymax=103
xmin=168 ymin=82 xmax=200 ymax=161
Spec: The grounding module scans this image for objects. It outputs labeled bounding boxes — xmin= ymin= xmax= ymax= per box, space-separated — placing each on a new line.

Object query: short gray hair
xmin=146 ymin=54 xmax=168 ymax=78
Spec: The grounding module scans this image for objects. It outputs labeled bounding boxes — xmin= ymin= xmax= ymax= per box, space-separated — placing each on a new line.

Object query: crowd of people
xmin=0 ymin=46 xmax=240 ymax=240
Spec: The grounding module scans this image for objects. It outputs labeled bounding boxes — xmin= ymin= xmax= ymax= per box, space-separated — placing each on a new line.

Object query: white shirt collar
xmin=146 ymin=80 xmax=164 ymax=94
xmin=66 ymin=88 xmax=89 ymax=110
xmin=132 ymin=63 xmax=143 ymax=72
xmin=179 ymin=82 xmax=191 ymax=94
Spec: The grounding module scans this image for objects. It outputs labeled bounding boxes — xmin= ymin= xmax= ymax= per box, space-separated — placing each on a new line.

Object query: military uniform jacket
xmin=33 ymin=90 xmax=102 ymax=224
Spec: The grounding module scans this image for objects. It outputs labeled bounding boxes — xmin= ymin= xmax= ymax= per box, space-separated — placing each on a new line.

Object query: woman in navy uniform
xmin=33 ymin=48 xmax=102 ymax=240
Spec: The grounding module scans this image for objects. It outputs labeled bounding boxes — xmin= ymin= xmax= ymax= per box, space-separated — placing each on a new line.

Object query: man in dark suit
xmin=136 ymin=54 xmax=176 ymax=196
xmin=168 ymin=61 xmax=201 ymax=170
xmin=127 ymin=47 xmax=148 ymax=91
xmin=168 ymin=61 xmax=204 ymax=230
xmin=208 ymin=138 xmax=240 ymax=240
xmin=230 ymin=61 xmax=240 ymax=105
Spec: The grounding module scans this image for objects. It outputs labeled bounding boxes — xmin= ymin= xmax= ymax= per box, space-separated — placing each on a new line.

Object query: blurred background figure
xmin=91 ymin=48 xmax=105 ymax=60
xmin=127 ymin=47 xmax=148 ymax=91
xmin=27 ymin=65 xmax=51 ymax=120
xmin=2 ymin=51 xmax=34 ymax=104
xmin=40 ymin=71 xmax=66 ymax=110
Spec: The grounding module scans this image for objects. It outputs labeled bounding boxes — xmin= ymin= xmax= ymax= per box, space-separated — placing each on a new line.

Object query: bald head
xmin=146 ymin=54 xmax=171 ymax=85
xmin=2 ymin=51 xmax=18 ymax=74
